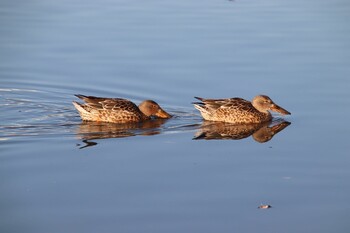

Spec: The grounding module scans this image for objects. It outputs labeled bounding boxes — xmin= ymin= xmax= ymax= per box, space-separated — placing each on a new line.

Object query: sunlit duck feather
xmin=193 ymin=95 xmax=290 ymax=124
xmin=73 ymin=94 xmax=171 ymax=123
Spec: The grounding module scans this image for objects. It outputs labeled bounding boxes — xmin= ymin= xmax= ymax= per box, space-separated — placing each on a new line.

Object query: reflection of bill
xmin=75 ymin=118 xmax=169 ymax=149
xmin=193 ymin=120 xmax=291 ymax=143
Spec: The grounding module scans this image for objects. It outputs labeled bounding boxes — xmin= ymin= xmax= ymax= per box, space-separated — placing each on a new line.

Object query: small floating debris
xmin=258 ymin=204 xmax=272 ymax=209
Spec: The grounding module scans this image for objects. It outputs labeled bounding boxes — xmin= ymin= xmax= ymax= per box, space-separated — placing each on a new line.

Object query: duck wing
xmin=195 ymin=97 xmax=251 ymax=111
xmin=75 ymin=94 xmax=139 ymax=112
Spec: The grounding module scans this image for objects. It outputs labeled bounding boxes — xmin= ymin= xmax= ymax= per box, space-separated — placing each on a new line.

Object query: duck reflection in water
xmin=75 ymin=118 xmax=168 ymax=149
xmin=193 ymin=120 xmax=291 ymax=143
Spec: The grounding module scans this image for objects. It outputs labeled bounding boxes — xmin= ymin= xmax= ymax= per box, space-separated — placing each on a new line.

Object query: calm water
xmin=1 ymin=0 xmax=350 ymax=232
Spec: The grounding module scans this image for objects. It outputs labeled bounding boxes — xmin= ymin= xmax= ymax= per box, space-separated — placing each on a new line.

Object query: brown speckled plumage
xmin=73 ymin=94 xmax=171 ymax=123
xmin=193 ymin=95 xmax=290 ymax=124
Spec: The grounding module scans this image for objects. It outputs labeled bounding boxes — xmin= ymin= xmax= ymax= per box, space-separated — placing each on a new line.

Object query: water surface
xmin=1 ymin=0 xmax=350 ymax=232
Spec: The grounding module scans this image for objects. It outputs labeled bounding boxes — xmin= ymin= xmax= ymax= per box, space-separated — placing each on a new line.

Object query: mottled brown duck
xmin=73 ymin=94 xmax=171 ymax=123
xmin=193 ymin=95 xmax=290 ymax=124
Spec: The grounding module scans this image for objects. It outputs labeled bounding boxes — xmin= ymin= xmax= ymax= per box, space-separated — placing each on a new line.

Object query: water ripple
xmin=0 ymin=81 xmax=199 ymax=141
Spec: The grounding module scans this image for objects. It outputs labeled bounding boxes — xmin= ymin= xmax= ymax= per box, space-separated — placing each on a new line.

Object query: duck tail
xmin=193 ymin=102 xmax=211 ymax=116
xmin=194 ymin=96 xmax=205 ymax=102
xmin=72 ymin=101 xmax=89 ymax=114
xmin=74 ymin=94 xmax=90 ymax=102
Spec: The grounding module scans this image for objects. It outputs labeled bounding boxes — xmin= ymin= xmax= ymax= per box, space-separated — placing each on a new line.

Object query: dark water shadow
xmin=193 ymin=119 xmax=291 ymax=143
xmin=75 ymin=118 xmax=169 ymax=149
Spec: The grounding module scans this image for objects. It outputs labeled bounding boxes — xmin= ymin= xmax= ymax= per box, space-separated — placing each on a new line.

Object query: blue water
xmin=1 ymin=0 xmax=350 ymax=232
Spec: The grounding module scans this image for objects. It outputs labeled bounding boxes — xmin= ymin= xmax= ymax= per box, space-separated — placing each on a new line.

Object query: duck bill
xmin=270 ymin=121 xmax=291 ymax=134
xmin=271 ymin=104 xmax=291 ymax=115
xmin=155 ymin=108 xmax=172 ymax=119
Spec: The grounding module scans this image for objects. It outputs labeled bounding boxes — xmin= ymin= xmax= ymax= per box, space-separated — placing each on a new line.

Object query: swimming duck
xmin=193 ymin=95 xmax=290 ymax=124
xmin=73 ymin=94 xmax=171 ymax=123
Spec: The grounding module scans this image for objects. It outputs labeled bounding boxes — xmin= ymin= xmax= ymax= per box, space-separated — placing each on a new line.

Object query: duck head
xmin=138 ymin=100 xmax=172 ymax=119
xmin=252 ymin=95 xmax=291 ymax=115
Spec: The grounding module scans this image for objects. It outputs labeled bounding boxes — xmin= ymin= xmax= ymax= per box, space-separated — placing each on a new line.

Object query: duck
xmin=193 ymin=95 xmax=290 ymax=124
xmin=73 ymin=94 xmax=171 ymax=123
